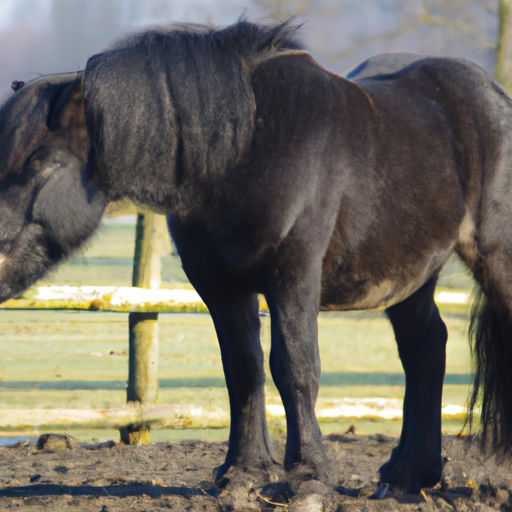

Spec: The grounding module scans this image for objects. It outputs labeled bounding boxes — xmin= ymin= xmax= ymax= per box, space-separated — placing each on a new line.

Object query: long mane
xmin=83 ymin=20 xmax=301 ymax=206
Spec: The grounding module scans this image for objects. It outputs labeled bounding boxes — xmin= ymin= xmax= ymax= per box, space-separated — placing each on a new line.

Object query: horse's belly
xmin=321 ymin=277 xmax=425 ymax=311
xmin=320 ymin=247 xmax=453 ymax=311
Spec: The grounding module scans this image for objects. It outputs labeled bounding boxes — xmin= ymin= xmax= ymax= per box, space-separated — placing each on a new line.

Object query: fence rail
xmin=0 ymin=286 xmax=469 ymax=312
xmin=0 ymin=211 xmax=472 ymax=441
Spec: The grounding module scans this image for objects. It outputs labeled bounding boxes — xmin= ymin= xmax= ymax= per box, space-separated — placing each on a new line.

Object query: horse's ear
xmin=47 ymin=74 xmax=85 ymax=132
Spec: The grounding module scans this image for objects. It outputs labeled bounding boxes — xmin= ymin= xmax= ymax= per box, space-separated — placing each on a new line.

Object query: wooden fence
xmin=0 ymin=213 xmax=471 ymax=442
xmin=1 ymin=211 xmax=182 ymax=444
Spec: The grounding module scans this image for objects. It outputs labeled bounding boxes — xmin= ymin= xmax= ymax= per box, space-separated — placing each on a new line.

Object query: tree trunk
xmin=496 ymin=0 xmax=512 ymax=90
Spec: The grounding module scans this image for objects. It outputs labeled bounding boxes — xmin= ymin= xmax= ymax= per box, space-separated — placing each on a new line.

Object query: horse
xmin=0 ymin=20 xmax=510 ymax=493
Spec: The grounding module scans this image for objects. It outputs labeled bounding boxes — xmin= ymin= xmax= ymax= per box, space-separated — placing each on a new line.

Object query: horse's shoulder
xmin=251 ymin=50 xmax=344 ymax=95
xmin=250 ymin=51 xmax=347 ymax=117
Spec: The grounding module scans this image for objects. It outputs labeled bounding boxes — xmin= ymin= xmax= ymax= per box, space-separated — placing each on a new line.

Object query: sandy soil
xmin=0 ymin=432 xmax=511 ymax=511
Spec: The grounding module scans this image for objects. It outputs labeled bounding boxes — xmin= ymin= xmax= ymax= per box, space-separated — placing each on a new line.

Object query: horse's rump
xmin=320 ymin=56 xmax=505 ymax=310
xmin=348 ymin=52 xmax=512 ymax=459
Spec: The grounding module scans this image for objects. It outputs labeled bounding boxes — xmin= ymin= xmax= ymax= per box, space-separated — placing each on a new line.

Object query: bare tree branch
xmin=419 ymin=11 xmax=495 ymax=49
xmin=327 ymin=0 xmax=495 ymax=63
xmin=328 ymin=20 xmax=422 ymax=62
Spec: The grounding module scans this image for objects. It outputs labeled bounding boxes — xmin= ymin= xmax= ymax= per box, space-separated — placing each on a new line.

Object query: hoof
xmin=212 ymin=462 xmax=230 ymax=485
xmin=213 ymin=464 xmax=285 ymax=511
xmin=379 ymin=458 xmax=442 ymax=493
xmin=212 ymin=460 xmax=284 ymax=487
xmin=287 ymin=460 xmax=337 ymax=491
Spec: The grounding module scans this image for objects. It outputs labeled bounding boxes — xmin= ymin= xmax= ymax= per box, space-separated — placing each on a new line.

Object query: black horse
xmin=0 ymin=21 xmax=510 ymax=492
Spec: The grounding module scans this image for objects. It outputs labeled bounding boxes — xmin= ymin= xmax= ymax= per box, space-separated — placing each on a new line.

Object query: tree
xmin=495 ymin=0 xmax=512 ymax=90
xmin=327 ymin=0 xmax=495 ymax=65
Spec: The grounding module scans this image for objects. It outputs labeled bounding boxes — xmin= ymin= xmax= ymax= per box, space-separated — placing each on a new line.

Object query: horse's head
xmin=0 ymin=72 xmax=106 ymax=302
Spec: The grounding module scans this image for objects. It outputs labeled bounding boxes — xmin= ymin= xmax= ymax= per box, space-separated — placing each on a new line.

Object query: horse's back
xmin=346 ymin=52 xmax=425 ymax=81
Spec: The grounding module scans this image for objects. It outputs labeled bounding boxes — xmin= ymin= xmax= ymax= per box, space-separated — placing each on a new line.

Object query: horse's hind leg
xmin=380 ymin=277 xmax=447 ymax=492
xmin=205 ymin=292 xmax=276 ymax=481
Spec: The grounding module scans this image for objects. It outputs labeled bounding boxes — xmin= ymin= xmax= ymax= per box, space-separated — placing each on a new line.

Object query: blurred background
xmin=0 ymin=0 xmax=508 ymax=443
xmin=0 ymin=0 xmax=502 ymax=97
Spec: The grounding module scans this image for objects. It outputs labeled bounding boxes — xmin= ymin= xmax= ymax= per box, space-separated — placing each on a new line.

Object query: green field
xmin=0 ymin=218 xmax=477 ymax=442
xmin=36 ymin=224 xmax=186 ymax=288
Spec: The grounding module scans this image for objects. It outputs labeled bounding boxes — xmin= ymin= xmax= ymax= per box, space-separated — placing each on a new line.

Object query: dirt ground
xmin=0 ymin=432 xmax=511 ymax=511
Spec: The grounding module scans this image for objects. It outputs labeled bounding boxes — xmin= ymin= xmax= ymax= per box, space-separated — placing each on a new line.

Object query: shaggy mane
xmin=83 ymin=20 xmax=303 ymax=207
xmin=101 ymin=19 xmax=302 ymax=64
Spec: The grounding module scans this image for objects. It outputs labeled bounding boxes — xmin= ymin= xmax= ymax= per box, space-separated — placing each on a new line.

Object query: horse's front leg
xmin=380 ymin=277 xmax=447 ymax=492
xmin=265 ymin=262 xmax=328 ymax=481
xmin=205 ymin=292 xmax=276 ymax=482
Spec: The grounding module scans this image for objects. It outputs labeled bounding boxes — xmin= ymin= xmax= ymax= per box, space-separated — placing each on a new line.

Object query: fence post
xmin=121 ymin=211 xmax=161 ymax=445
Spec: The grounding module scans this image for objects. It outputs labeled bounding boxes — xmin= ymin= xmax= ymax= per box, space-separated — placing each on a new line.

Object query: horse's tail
xmin=468 ymin=285 xmax=512 ymax=458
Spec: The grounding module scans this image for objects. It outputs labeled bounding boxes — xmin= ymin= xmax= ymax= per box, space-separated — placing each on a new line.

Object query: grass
xmin=0 ymin=310 xmax=473 ymax=438
xmin=0 ymin=311 xmax=471 ymax=386
xmin=39 ymin=222 xmax=188 ymax=287
xmin=0 ymin=218 xmax=478 ymax=442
